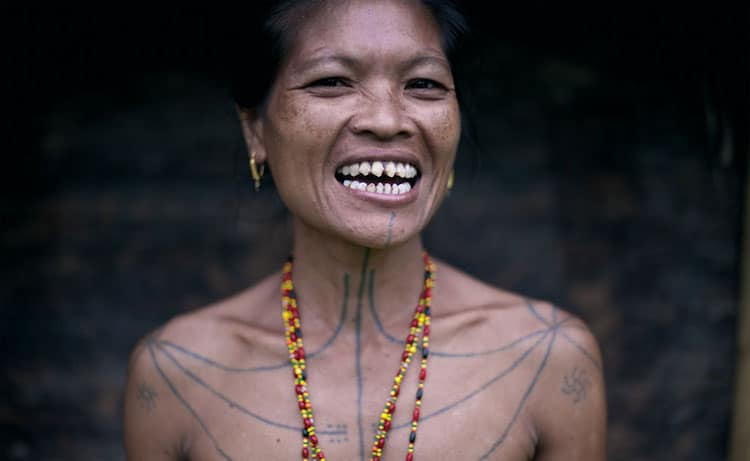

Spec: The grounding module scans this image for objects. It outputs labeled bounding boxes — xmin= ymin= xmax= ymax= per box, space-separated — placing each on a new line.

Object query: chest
xmin=168 ymin=338 xmax=542 ymax=461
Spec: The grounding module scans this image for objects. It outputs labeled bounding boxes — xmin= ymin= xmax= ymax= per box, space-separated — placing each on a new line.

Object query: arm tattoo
xmin=136 ymin=382 xmax=159 ymax=412
xmin=561 ymin=367 xmax=591 ymax=404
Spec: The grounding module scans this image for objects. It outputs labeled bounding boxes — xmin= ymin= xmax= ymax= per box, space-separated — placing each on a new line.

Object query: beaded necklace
xmin=281 ymin=252 xmax=435 ymax=461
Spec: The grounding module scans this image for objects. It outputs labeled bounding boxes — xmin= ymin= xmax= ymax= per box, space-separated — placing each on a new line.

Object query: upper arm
xmin=531 ymin=318 xmax=607 ymax=460
xmin=123 ymin=335 xmax=187 ymax=461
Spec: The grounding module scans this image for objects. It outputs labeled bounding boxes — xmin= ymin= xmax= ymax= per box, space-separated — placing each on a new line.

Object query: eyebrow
xmin=291 ymin=52 xmax=451 ymax=74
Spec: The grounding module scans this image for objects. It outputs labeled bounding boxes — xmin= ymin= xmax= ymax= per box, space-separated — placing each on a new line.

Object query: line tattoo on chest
xmin=144 ymin=251 xmax=602 ymax=460
xmin=137 ymin=382 xmax=159 ymax=412
xmin=561 ymin=367 xmax=591 ymax=404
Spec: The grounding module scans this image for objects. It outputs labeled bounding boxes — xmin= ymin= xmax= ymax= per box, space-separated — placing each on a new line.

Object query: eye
xmin=406 ymin=79 xmax=447 ymax=91
xmin=308 ymin=77 xmax=351 ymax=88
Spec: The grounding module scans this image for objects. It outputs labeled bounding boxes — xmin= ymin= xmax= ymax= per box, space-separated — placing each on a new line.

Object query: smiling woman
xmin=123 ymin=1 xmax=607 ymax=460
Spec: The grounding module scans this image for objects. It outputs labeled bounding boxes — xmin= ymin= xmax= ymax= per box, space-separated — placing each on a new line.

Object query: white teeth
xmin=338 ymin=160 xmax=417 ymax=179
xmin=385 ymin=162 xmax=396 ymax=177
xmin=342 ymin=179 xmax=412 ymax=195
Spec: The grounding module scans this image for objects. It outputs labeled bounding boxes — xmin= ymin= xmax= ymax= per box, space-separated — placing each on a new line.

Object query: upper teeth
xmin=338 ymin=161 xmax=417 ymax=179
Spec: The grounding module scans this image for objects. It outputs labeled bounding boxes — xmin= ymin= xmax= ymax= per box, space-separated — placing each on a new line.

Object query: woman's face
xmin=245 ymin=0 xmax=461 ymax=248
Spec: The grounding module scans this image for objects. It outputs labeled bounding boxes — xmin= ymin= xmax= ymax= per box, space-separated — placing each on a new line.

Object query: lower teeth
xmin=343 ymin=180 xmax=412 ymax=195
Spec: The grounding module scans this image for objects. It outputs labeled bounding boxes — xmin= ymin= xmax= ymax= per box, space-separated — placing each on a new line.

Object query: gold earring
xmin=447 ymin=170 xmax=455 ymax=191
xmin=249 ymin=152 xmax=265 ymax=192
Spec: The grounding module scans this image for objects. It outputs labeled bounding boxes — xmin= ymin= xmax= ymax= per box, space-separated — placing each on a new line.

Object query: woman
xmin=123 ymin=1 xmax=607 ymax=459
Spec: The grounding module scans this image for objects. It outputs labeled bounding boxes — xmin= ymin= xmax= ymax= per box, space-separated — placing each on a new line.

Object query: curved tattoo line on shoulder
xmin=147 ymin=339 xmax=234 ymax=461
xmin=369 ymin=273 xmax=549 ymax=358
xmin=391 ymin=329 xmax=551 ymax=431
xmin=478 ymin=328 xmax=557 ymax=460
xmin=559 ymin=330 xmax=602 ymax=371
xmin=153 ymin=273 xmax=350 ymax=373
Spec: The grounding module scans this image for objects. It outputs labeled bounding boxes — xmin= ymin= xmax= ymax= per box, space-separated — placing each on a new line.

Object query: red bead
xmin=282 ymin=254 xmax=435 ymax=461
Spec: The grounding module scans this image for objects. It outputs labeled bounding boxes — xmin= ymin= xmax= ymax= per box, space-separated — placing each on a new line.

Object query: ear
xmin=236 ymin=105 xmax=268 ymax=164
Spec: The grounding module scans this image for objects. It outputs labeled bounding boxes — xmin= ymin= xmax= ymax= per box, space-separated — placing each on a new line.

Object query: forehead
xmin=284 ymin=0 xmax=445 ymax=67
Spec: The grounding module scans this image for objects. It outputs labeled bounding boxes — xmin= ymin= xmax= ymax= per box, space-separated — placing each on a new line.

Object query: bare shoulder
xmin=123 ymin=271 xmax=282 ymax=460
xmin=433 ymin=259 xmax=579 ymax=340
xmin=434 ymin=259 xmax=606 ymax=460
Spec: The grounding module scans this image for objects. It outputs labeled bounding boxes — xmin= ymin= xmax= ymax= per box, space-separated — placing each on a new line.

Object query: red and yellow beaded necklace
xmin=281 ymin=252 xmax=435 ymax=461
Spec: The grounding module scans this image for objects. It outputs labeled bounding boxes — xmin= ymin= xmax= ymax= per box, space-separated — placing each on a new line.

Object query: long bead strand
xmin=282 ymin=252 xmax=435 ymax=461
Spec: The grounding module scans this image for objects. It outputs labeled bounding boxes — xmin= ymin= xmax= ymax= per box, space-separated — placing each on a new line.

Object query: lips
xmin=335 ymin=160 xmax=420 ymax=196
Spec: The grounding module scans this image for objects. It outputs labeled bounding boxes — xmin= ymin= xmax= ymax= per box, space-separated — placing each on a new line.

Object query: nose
xmin=350 ymin=86 xmax=412 ymax=140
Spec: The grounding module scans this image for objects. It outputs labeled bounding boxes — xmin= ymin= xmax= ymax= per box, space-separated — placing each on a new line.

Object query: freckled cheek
xmin=272 ymin=99 xmax=348 ymax=148
xmin=423 ymin=105 xmax=461 ymax=161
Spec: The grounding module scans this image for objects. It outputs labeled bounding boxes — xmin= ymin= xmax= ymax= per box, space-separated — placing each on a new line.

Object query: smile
xmin=335 ymin=161 xmax=420 ymax=196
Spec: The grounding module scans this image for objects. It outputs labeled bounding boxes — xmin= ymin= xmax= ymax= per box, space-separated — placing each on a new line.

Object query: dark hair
xmin=223 ymin=0 xmax=470 ymax=111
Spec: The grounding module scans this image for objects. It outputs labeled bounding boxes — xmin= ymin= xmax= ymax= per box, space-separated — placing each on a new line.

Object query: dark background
xmin=1 ymin=3 xmax=747 ymax=460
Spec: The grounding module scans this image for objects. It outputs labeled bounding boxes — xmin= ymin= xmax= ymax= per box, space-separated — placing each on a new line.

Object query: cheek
xmin=423 ymin=104 xmax=461 ymax=160
xmin=267 ymin=96 xmax=347 ymax=157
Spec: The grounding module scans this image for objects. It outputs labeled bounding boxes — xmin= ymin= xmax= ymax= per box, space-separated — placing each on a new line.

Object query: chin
xmin=334 ymin=218 xmax=423 ymax=250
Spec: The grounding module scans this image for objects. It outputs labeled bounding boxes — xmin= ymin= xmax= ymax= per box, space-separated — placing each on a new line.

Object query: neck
xmin=288 ymin=218 xmax=427 ymax=336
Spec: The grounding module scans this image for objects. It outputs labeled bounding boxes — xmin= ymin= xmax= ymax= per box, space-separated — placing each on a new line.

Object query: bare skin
xmin=124 ymin=1 xmax=606 ymax=459
xmin=124 ymin=240 xmax=605 ymax=460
